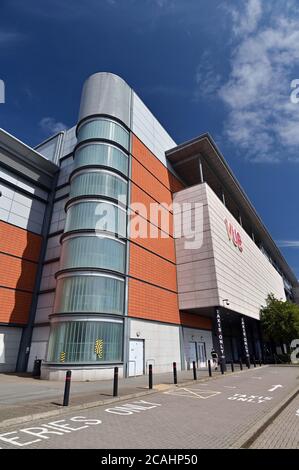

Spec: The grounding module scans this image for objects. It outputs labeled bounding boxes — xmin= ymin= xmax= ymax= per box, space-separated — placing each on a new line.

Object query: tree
xmin=260 ymin=294 xmax=299 ymax=351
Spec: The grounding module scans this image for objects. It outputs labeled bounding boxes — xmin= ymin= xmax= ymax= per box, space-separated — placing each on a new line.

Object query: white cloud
xmin=194 ymin=52 xmax=222 ymax=100
xmin=277 ymin=240 xmax=299 ymax=248
xmin=198 ymin=0 xmax=299 ymax=163
xmin=39 ymin=117 xmax=67 ymax=134
xmin=230 ymin=0 xmax=262 ymax=37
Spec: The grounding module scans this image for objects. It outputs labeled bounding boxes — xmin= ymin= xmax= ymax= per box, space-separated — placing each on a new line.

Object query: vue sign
xmin=224 ymin=219 xmax=243 ymax=252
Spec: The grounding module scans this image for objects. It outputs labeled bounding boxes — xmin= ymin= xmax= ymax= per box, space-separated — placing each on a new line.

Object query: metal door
xmin=129 ymin=340 xmax=144 ymax=376
xmin=188 ymin=341 xmax=197 ymax=366
xmin=197 ymin=342 xmax=207 ymax=368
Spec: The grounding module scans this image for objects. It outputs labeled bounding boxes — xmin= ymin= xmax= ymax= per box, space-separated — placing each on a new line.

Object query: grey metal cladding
xmin=78 ymin=73 xmax=131 ymax=128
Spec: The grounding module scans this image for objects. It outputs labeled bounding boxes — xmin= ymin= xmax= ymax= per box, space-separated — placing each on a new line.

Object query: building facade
xmin=0 ymin=72 xmax=297 ymax=379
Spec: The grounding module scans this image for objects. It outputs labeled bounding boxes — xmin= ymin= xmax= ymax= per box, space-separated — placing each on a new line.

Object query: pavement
xmin=250 ymin=393 xmax=299 ymax=449
xmin=0 ymin=365 xmax=298 ymax=449
xmin=0 ymin=366 xmax=223 ymax=425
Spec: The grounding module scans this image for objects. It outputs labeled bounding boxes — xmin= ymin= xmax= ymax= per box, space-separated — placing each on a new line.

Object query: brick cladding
xmin=129 ymin=135 xmax=210 ymax=330
xmin=0 ymin=221 xmax=42 ymax=325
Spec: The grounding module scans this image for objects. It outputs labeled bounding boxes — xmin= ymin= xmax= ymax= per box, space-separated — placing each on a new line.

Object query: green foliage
xmin=260 ymin=294 xmax=299 ymax=344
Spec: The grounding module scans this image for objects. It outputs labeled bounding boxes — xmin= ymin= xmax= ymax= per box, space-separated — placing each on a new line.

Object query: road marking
xmin=0 ymin=417 xmax=102 ymax=448
xmin=268 ymin=385 xmax=283 ymax=392
xmin=227 ymin=393 xmax=273 ymax=404
xmin=105 ymin=400 xmax=161 ymax=415
xmin=296 ymin=408 xmax=299 ymax=417
xmin=250 ymin=377 xmax=262 ymax=380
xmin=223 ymin=386 xmax=237 ymax=389
xmin=164 ymin=387 xmax=221 ymax=399
xmin=154 ymin=384 xmax=170 ymax=391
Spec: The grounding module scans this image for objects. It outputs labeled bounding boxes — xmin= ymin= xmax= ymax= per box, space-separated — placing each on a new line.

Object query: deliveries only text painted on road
xmin=0 ymin=400 xmax=162 ymax=448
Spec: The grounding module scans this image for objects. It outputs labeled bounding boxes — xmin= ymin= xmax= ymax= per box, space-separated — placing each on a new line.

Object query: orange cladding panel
xmin=0 ymin=221 xmax=42 ymax=325
xmin=0 ymin=253 xmax=38 ymax=292
xmin=131 ymin=221 xmax=176 ymax=263
xmin=130 ymin=183 xmax=173 ymax=236
xmin=128 ymin=278 xmax=180 ymax=324
xmin=0 ymin=287 xmax=33 ymax=324
xmin=131 ymin=158 xmax=173 ymax=208
xmin=0 ymin=221 xmax=42 ymax=262
xmin=180 ymin=312 xmax=212 ymax=330
xmin=132 ymin=134 xmax=185 ymax=193
xmin=129 ymin=243 xmax=177 ymax=292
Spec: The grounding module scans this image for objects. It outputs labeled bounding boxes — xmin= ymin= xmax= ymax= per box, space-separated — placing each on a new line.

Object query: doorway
xmin=197 ymin=342 xmax=207 ymax=368
xmin=129 ymin=340 xmax=144 ymax=376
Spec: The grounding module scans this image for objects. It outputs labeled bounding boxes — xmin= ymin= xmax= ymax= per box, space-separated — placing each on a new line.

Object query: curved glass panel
xmin=65 ymin=201 xmax=127 ymax=237
xmin=77 ymin=119 xmax=129 ymax=150
xmin=74 ymin=143 xmax=128 ymax=176
xmin=70 ymin=171 xmax=127 ymax=203
xmin=47 ymin=320 xmax=123 ymax=363
xmin=54 ymin=274 xmax=124 ymax=315
xmin=60 ymin=236 xmax=125 ymax=273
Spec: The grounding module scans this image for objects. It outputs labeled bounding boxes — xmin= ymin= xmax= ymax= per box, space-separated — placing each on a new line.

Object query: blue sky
xmin=0 ymin=0 xmax=299 ymax=278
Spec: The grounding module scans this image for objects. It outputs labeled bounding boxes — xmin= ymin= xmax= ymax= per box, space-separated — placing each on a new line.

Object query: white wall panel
xmin=206 ymin=184 xmax=286 ymax=319
xmin=49 ymin=197 xmax=67 ymax=234
xmin=130 ymin=319 xmax=181 ymax=373
xmin=55 ymin=185 xmax=70 ymax=200
xmin=132 ymin=92 xmax=176 ymax=166
xmin=45 ymin=234 xmax=61 ymax=261
xmin=34 ymin=292 xmax=55 ymax=323
xmin=0 ymin=327 xmax=22 ymax=372
xmin=57 ymin=159 xmax=74 ymax=187
xmin=174 ymin=183 xmax=286 ymax=319
xmin=0 ymin=182 xmax=46 ymax=234
xmin=174 ymin=185 xmax=219 ymax=310
xmin=27 ymin=326 xmax=51 ymax=372
xmin=40 ymin=261 xmax=59 ymax=291
xmin=61 ymin=127 xmax=77 ymax=158
xmin=0 ymin=167 xmax=48 ymax=200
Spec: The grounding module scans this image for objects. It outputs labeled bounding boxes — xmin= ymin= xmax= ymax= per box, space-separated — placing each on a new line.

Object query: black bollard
xmin=173 ymin=362 xmax=177 ymax=384
xmin=192 ymin=361 xmax=197 ymax=380
xmin=220 ymin=360 xmax=224 ymax=375
xmin=239 ymin=358 xmax=243 ymax=371
xmin=246 ymin=357 xmax=250 ymax=369
xmin=208 ymin=359 xmax=212 ymax=377
xmin=231 ymin=361 xmax=234 ymax=373
xmin=253 ymin=356 xmax=256 ymax=368
xmin=149 ymin=364 xmax=153 ymax=390
xmin=113 ymin=366 xmax=119 ymax=397
xmin=259 ymin=358 xmax=262 ymax=367
xmin=63 ymin=370 xmax=72 ymax=406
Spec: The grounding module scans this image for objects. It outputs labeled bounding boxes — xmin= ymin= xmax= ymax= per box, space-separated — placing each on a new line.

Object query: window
xmin=60 ymin=235 xmax=125 ymax=273
xmin=77 ymin=118 xmax=129 ymax=150
xmin=65 ymin=200 xmax=127 ymax=238
xmin=54 ymin=274 xmax=125 ymax=315
xmin=74 ymin=143 xmax=128 ymax=176
xmin=70 ymin=170 xmax=127 ymax=203
xmin=47 ymin=320 xmax=123 ymax=363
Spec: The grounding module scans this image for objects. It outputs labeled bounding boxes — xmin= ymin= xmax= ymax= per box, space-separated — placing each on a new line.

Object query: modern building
xmin=0 ymin=72 xmax=298 ymax=379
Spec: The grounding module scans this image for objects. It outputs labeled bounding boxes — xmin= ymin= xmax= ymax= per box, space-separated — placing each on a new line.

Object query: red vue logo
xmin=224 ymin=219 xmax=243 ymax=252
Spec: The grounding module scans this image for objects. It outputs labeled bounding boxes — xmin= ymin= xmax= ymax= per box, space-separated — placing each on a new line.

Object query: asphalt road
xmin=0 ymin=366 xmax=298 ymax=449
